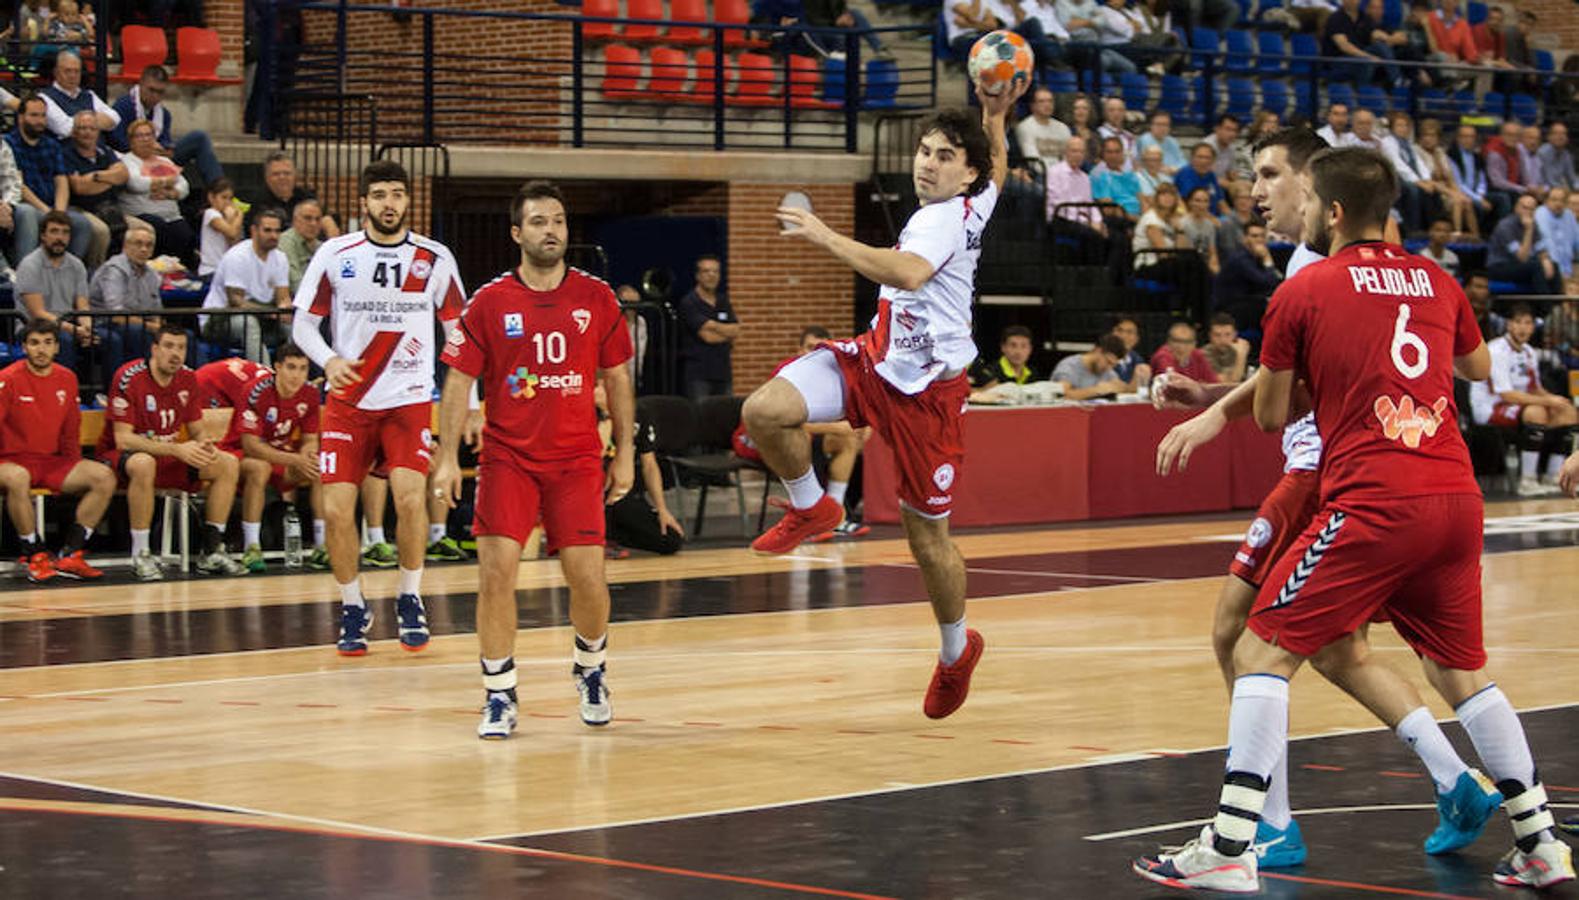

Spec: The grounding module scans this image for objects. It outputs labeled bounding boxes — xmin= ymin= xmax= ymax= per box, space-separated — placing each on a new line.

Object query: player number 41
xmin=1391 ymin=304 xmax=1427 ymax=380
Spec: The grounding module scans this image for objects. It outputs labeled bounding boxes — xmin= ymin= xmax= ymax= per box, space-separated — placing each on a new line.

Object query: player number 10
xmin=1391 ymin=304 xmax=1427 ymax=380
xmin=532 ymin=331 xmax=566 ymax=365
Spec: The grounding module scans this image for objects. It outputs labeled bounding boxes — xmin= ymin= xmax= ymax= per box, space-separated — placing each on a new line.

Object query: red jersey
xmin=232 ymin=376 xmax=321 ymax=453
xmin=1260 ymin=242 xmax=1483 ymax=503
xmin=441 ymin=268 xmax=633 ymax=464
xmin=95 ymin=359 xmax=202 ymax=457
xmin=0 ymin=360 xmax=80 ymax=458
xmin=195 ymin=358 xmax=270 ymax=410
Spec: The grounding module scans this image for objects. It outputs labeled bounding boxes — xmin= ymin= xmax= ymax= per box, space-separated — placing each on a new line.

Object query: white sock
xmin=1521 ymin=450 xmax=1540 ymax=478
xmin=313 ymin=519 xmax=325 ymax=547
xmin=429 ymin=523 xmax=447 ymax=543
xmin=81 ymin=525 xmax=94 ymax=541
xmin=1261 ymin=747 xmax=1293 ymax=830
xmin=939 ymin=616 xmax=967 ymax=665
xmin=481 ymin=656 xmax=517 ymax=697
xmin=1546 ymin=453 xmax=1565 ymax=481
xmin=130 ymin=529 xmax=150 ymax=556
xmin=366 ymin=526 xmax=386 ymax=546
xmin=398 ymin=567 xmax=422 ymax=596
xmin=1396 ymin=706 xmax=1470 ymax=793
xmin=574 ymin=632 xmax=608 ymax=670
xmin=339 ymin=579 xmax=365 ymax=607
xmin=1214 ymin=675 xmax=1289 ymax=853
xmin=18 ymin=531 xmax=35 ymax=544
xmin=781 ymin=467 xmax=824 ymax=510
xmin=1457 ymin=685 xmax=1537 ymax=790
xmin=242 ymin=520 xmax=262 ymax=548
xmin=826 ymin=480 xmax=848 ymax=505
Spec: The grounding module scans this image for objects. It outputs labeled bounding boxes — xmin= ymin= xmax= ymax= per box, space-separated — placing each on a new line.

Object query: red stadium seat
xmin=170 ymin=27 xmax=241 ymax=85
xmin=582 ymin=0 xmax=619 ymax=42
xmin=113 ymin=25 xmax=167 ymax=84
xmin=688 ymin=50 xmax=733 ymax=103
xmin=600 ymin=45 xmax=642 ymax=99
xmin=714 ymin=0 xmax=767 ymax=48
xmin=623 ymin=0 xmax=665 ymax=44
xmin=666 ymin=0 xmax=710 ymax=46
xmin=787 ymin=54 xmax=836 ymax=109
xmin=647 ymin=47 xmax=688 ymax=97
xmin=729 ymin=52 xmax=778 ymax=106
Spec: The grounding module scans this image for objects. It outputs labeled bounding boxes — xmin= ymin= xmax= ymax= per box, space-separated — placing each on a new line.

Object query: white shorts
xmin=776 ymin=347 xmax=847 ymax=424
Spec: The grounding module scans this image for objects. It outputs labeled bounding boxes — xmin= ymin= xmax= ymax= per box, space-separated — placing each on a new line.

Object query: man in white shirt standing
xmin=744 ymin=82 xmax=1027 ymax=720
xmin=202 ymin=207 xmax=291 ymax=363
xmin=1470 ymin=303 xmax=1577 ymax=495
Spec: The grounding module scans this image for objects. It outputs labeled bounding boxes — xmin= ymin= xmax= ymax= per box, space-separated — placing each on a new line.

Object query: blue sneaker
xmin=477 ymin=694 xmax=518 ymax=740
xmin=1426 ymin=769 xmax=1503 ymax=855
xmin=336 ymin=604 xmax=372 ymax=656
xmin=1252 ymin=818 xmax=1307 ymax=868
xmin=395 ymin=593 xmax=430 ymax=652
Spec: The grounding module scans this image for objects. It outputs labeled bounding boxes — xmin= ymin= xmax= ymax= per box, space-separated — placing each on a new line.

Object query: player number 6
xmin=1390 ymin=304 xmax=1427 ymax=380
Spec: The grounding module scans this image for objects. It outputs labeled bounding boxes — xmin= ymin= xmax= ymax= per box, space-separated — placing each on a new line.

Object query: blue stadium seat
xmin=1046 ymin=69 xmax=1078 ymax=94
xmin=1256 ymin=31 xmax=1286 ymax=76
xmin=1293 ymin=79 xmax=1317 ymax=118
xmin=1224 ymin=30 xmax=1254 ymax=73
xmin=1189 ymin=27 xmax=1220 ymax=71
xmin=1159 ymin=74 xmax=1190 ymax=119
xmin=1381 ymin=0 xmax=1403 ymax=29
xmin=1289 ymin=33 xmax=1318 ymax=76
xmin=1466 ymin=0 xmax=1486 ymax=24
xmin=1225 ymin=77 xmax=1256 ymax=120
xmin=1510 ymin=93 xmax=1538 ymax=125
xmin=1450 ymin=89 xmax=1475 ymax=116
xmin=1535 ymin=49 xmax=1555 ymax=88
xmin=1417 ymin=87 xmax=1448 ymax=117
xmin=1260 ymin=79 xmax=1289 ymax=118
xmin=1326 ymin=82 xmax=1356 ymax=113
xmin=1389 ymin=85 xmax=1410 ymax=111
xmin=864 ymin=58 xmax=899 ymax=108
xmin=1489 ymin=279 xmax=1522 ymax=294
xmin=1185 ymin=75 xmax=1208 ymax=125
xmin=1120 ymin=72 xmax=1150 ymax=112
xmin=1480 ymin=90 xmax=1504 ymax=118
xmin=1356 ymin=84 xmax=1387 ymax=114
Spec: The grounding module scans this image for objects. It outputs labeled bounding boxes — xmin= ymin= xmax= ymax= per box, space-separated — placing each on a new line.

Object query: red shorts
xmin=827 ymin=339 xmax=969 ymax=517
xmin=227 ymin=447 xmax=311 ymax=495
xmin=1488 ymin=403 xmax=1522 ymax=428
xmin=102 ymin=450 xmax=200 ymax=492
xmin=318 ymin=399 xmax=432 ymax=485
xmin=473 ymin=452 xmax=605 ymax=552
xmin=1229 ymin=469 xmax=1321 ymax=587
xmin=0 ymin=454 xmax=84 ymax=493
xmin=1248 ymin=493 xmax=1486 ymax=670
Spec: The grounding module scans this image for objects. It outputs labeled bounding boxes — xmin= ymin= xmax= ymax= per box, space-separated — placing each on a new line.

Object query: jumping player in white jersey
xmin=741 ymin=81 xmax=1027 ymax=720
xmin=290 ymin=160 xmax=467 ymax=657
xmin=1152 ymin=128 xmax=1498 ymax=870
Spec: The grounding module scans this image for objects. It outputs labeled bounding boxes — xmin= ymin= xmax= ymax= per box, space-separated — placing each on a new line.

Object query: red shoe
xmin=751 ymin=495 xmax=844 ymax=555
xmin=923 ymin=629 xmax=984 ymax=719
xmin=25 ymin=551 xmax=57 ymax=584
xmin=53 ymin=550 xmax=104 ymax=581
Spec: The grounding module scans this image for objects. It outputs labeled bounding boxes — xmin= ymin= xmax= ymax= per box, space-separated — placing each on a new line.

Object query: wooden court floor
xmin=1 ymin=498 xmax=1577 ymax=898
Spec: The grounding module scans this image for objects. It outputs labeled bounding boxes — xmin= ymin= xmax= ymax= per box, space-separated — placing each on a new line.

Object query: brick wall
xmin=1508 ymin=0 xmax=1577 ymax=54
xmin=726 ymin=182 xmax=855 ymax=393
xmin=205 ymin=0 xmax=245 ymax=76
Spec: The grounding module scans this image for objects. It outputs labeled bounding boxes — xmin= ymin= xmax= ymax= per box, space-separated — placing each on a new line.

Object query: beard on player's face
xmin=365 ymin=203 xmax=407 ymax=238
xmin=521 ymin=234 xmax=565 ymax=268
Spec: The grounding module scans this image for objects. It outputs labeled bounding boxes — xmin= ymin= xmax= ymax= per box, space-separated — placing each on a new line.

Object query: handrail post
xmin=713 ymin=27 xmax=725 ymax=151
xmin=572 ymin=22 xmax=585 ymax=148
xmin=845 ymin=33 xmax=860 ymax=154
xmin=422 ymin=13 xmax=436 ymax=144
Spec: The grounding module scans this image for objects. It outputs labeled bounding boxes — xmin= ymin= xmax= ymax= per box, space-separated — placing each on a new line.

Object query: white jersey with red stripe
xmin=293 ymin=230 xmax=465 ymax=411
xmin=1471 ymin=335 xmax=1539 ymax=424
xmin=1278 ymin=242 xmax=1325 ymax=473
xmin=865 ymin=181 xmax=998 ymax=395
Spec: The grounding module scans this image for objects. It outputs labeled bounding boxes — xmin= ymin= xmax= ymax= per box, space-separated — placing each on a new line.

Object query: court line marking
xmin=882 ymin=562 xmax=1157 ymax=582
xmin=1084 ymin=803 xmax=1439 ymax=841
xmin=0 ymin=777 xmax=896 ymax=900
xmin=1259 ymin=872 xmax=1486 ymax=900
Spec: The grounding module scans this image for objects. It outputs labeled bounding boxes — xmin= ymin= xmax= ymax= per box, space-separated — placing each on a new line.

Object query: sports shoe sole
xmin=337 ymin=646 xmax=369 ymax=657
xmin=400 ymin=639 xmax=429 ymax=653
xmin=1131 ymin=861 xmax=1259 ymax=894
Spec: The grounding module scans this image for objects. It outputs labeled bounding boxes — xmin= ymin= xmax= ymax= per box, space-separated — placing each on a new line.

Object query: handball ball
xmin=968 ymin=30 xmax=1033 ymax=97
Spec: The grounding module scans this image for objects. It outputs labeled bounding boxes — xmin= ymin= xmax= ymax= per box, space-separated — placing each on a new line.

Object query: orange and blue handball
xmin=967 ymin=30 xmax=1034 ymax=97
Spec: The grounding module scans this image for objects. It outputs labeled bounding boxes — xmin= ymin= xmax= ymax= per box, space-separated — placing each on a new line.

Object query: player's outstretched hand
xmin=1560 ymin=450 xmax=1579 ymax=497
xmin=1156 ymin=407 xmax=1227 ymax=477
xmin=776 ymin=206 xmax=832 ymax=246
xmin=1151 ymin=370 xmax=1205 ymax=410
xmin=429 ymin=458 xmax=463 ymax=509
xmin=975 ymin=79 xmax=1029 ymax=119
xmin=324 ymin=356 xmax=364 ymax=392
xmin=605 ymin=450 xmax=635 ymax=506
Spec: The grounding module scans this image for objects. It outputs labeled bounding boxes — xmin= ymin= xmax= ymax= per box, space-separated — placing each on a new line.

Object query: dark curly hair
xmin=917 ymin=108 xmax=993 ymax=197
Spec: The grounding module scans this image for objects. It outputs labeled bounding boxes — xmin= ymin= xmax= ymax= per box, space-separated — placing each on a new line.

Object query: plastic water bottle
xmin=283 ymin=508 xmax=303 ymax=569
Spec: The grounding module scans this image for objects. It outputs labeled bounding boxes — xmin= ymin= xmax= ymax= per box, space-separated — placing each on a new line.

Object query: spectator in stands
xmin=1448 ymin=123 xmax=1499 ymax=227
xmin=1202 ymin=312 xmax=1250 ymax=382
xmin=88 ymin=220 xmax=161 ymax=376
xmin=39 ymin=51 xmax=117 ymax=141
xmin=1091 ymin=136 xmax=1142 ymax=221
xmin=1419 ymin=218 xmax=1461 ymax=278
xmin=1052 ymin=334 xmax=1130 ymax=399
xmin=252 ymin=152 xmax=340 ymax=238
xmin=1342 ymin=108 xmax=1385 ymax=151
xmin=1132 ymin=0 xmax=1187 ymax=72
xmin=1315 ymin=102 xmax=1349 ymax=147
xmin=1213 ymin=219 xmax=1279 ymax=328
xmin=13 ymin=211 xmax=89 ymax=367
xmin=1465 ymin=271 xmax=1505 ymax=339
xmin=198 ymin=178 xmax=242 ymax=279
xmin=1173 ymin=142 xmax=1226 ymax=215
xmin=1015 ymin=87 xmax=1071 ymax=167
xmin=1538 ymin=122 xmax=1574 ymax=193
xmin=1045 ymin=137 xmax=1105 ymax=233
xmin=944 ymin=0 xmax=1065 ymax=69
xmin=1068 ymin=95 xmax=1100 ymax=164
xmin=1181 ymin=0 xmax=1237 ymax=34
xmin=119 ymin=119 xmax=196 ymax=267
xmin=1500 ymin=9 xmax=1537 ymax=92
xmin=1365 ymin=0 xmax=1415 ymax=81
xmin=1518 ymin=125 xmax=1549 ymax=194
xmin=1149 ymin=320 xmax=1219 ymax=382
xmin=45 ymin=0 xmax=92 ymax=47
xmin=1384 ymin=110 xmax=1439 ymax=233
xmin=1095 ymin=0 xmax=1162 ymax=74
xmin=1396 ymin=0 xmax=1446 ymax=77
xmin=1486 ymin=121 xmax=1540 ymax=214
xmin=1096 ymin=97 xmax=1137 ymax=167
xmin=1248 ymin=110 xmax=1281 ymax=144
xmin=1057 ymin=0 xmax=1139 ymax=73
xmin=1536 ymin=186 xmax=1579 ymax=282
xmin=1109 ymin=316 xmax=1152 ymax=388
xmin=802 ymin=0 xmax=885 ymax=57
xmin=1136 ymin=110 xmax=1185 ymax=174
xmin=1470 ymin=303 xmax=1576 ymax=494
xmin=278 ymin=198 xmax=323 ymax=294
xmin=679 ymin=254 xmax=739 ymax=400
xmin=201 ymin=207 xmax=291 ymax=362
xmin=1216 ymin=181 xmax=1255 ymax=257
xmin=1135 ymin=145 xmax=1171 ymax=209
xmin=1487 ymin=194 xmax=1562 ymax=294
xmin=62 ymin=110 xmax=123 ymax=270
xmin=1133 ymin=181 xmax=1187 ymax=270
xmin=1200 ymin=115 xmax=1243 ymax=183
xmin=108 ymin=66 xmax=224 ymax=187
xmin=1180 ymin=186 xmax=1222 ymax=275
xmin=970 ymin=324 xmax=1042 ymax=387
xmin=7 ymin=95 xmax=93 ymax=263
xmin=1322 ymin=0 xmax=1401 ymax=87
xmin=1569 ymin=190 xmax=1579 ymax=288
xmin=1418 ymin=117 xmax=1481 ymax=238
xmin=1289 ymin=0 xmax=1337 ymax=35
xmin=1426 ymin=0 xmax=1480 ymax=66
xmin=1470 ymin=4 xmax=1509 ymax=65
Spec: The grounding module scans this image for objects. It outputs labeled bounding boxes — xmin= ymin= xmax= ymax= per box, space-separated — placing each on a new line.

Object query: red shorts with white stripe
xmin=473 ymin=452 xmax=603 ymax=552
xmin=0 ymin=453 xmax=84 ymax=493
xmin=1229 ymin=469 xmax=1321 ymax=588
xmin=1488 ymin=403 xmax=1522 ymax=428
xmin=317 ymin=399 xmax=432 ymax=485
xmin=1248 ymin=494 xmax=1486 ymax=670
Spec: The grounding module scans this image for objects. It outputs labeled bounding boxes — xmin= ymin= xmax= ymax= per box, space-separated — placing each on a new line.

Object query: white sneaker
xmin=1517 ymin=477 xmax=1560 ymax=497
xmin=1493 ymin=840 xmax=1575 ymax=889
xmin=575 ymin=666 xmax=612 ymax=726
xmin=196 ymin=549 xmax=248 ymax=576
xmin=132 ymin=550 xmax=164 ymax=581
xmin=477 ymin=694 xmax=518 ymax=740
xmin=1132 ymin=826 xmax=1259 ymax=893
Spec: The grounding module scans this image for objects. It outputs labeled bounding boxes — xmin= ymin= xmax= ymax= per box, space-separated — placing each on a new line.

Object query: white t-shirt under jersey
xmin=1278 ymin=242 xmax=1325 ymax=472
xmin=1471 ymin=335 xmax=1539 ymax=425
xmin=870 ymin=181 xmax=998 ymax=395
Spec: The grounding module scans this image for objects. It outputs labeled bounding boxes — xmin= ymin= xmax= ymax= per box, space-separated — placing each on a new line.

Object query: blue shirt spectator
xmin=1173 ymin=143 xmax=1226 ymax=215
xmin=1535 ymin=190 xmax=1579 ymax=278
xmin=1090 ymin=163 xmax=1142 ymax=218
xmin=5 ymin=121 xmax=66 ymax=209
xmin=1136 ymin=111 xmax=1186 ymax=173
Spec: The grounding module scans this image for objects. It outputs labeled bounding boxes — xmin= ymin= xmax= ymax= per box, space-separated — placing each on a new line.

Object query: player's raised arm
xmin=774 ymin=208 xmax=935 ymax=291
xmin=976 ymin=80 xmax=1028 ymax=194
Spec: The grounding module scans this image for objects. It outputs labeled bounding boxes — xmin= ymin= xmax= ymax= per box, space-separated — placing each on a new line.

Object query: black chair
xmin=1454 ymin=377 xmax=1516 ymax=491
xmin=636 ymin=393 xmax=697 ymax=517
xmin=668 ymin=394 xmax=769 ymax=538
